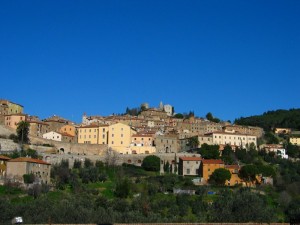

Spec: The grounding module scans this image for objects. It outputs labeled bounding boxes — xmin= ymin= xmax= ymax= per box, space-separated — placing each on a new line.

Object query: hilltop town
xmin=0 ymin=98 xmax=300 ymax=224
xmin=0 ymin=99 xmax=299 ymax=183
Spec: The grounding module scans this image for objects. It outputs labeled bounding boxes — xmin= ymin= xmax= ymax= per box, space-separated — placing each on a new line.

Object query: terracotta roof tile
xmin=225 ymin=165 xmax=240 ymax=169
xmin=180 ymin=157 xmax=202 ymax=161
xmin=202 ymin=159 xmax=224 ymax=164
xmin=8 ymin=157 xmax=51 ymax=165
xmin=0 ymin=155 xmax=11 ymax=160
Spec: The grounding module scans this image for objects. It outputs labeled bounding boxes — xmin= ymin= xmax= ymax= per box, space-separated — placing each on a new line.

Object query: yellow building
xmin=98 ymin=125 xmax=109 ymax=145
xmin=59 ymin=124 xmax=77 ymax=136
xmin=290 ymin=136 xmax=300 ymax=146
xmin=77 ymin=124 xmax=100 ymax=144
xmin=77 ymin=123 xmax=136 ymax=153
xmin=0 ymin=99 xmax=23 ymax=115
xmin=201 ymin=159 xmax=225 ymax=182
xmin=131 ymin=133 xmax=155 ymax=147
xmin=275 ymin=128 xmax=291 ymax=134
xmin=108 ymin=123 xmax=136 ymax=148
xmin=225 ymin=165 xmax=242 ymax=186
xmin=5 ymin=114 xmax=27 ymax=130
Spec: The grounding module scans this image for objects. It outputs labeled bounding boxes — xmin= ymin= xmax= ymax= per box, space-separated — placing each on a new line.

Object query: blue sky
xmin=1 ymin=1 xmax=299 ymax=123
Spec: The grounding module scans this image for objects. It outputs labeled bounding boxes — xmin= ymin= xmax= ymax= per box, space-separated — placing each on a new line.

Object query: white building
xmin=200 ymin=131 xmax=257 ymax=148
xmin=164 ymin=104 xmax=173 ymax=116
xmin=43 ymin=131 xmax=62 ymax=141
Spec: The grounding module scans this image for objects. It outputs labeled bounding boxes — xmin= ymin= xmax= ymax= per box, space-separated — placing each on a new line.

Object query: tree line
xmin=234 ymin=108 xmax=300 ymax=131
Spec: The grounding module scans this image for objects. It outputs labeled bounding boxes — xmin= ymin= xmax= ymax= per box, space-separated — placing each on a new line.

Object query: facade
xmin=77 ymin=124 xmax=100 ymax=144
xmin=6 ymin=157 xmax=51 ymax=184
xmin=155 ymin=134 xmax=180 ymax=153
xmin=224 ymin=165 xmax=242 ymax=186
xmin=43 ymin=131 xmax=62 ymax=141
xmin=5 ymin=114 xmax=27 ymax=130
xmin=261 ymin=144 xmax=288 ymax=159
xmin=131 ymin=133 xmax=155 ymax=147
xmin=201 ymin=159 xmax=225 ymax=182
xmin=203 ymin=131 xmax=257 ymax=148
xmin=0 ymin=155 xmax=10 ymax=180
xmin=198 ymin=135 xmax=213 ymax=146
xmin=290 ymin=136 xmax=300 ymax=146
xmin=140 ymin=108 xmax=169 ymax=120
xmin=164 ymin=104 xmax=173 ymax=116
xmin=28 ymin=120 xmax=49 ymax=138
xmin=0 ymin=99 xmax=23 ymax=115
xmin=223 ymin=124 xmax=264 ymax=138
xmin=59 ymin=125 xmax=77 ymax=136
xmin=77 ymin=123 xmax=136 ymax=153
xmin=43 ymin=115 xmax=72 ymax=133
xmin=275 ymin=128 xmax=291 ymax=134
xmin=61 ymin=133 xmax=76 ymax=143
xmin=178 ymin=156 xmax=201 ymax=176
xmin=108 ymin=123 xmax=136 ymax=148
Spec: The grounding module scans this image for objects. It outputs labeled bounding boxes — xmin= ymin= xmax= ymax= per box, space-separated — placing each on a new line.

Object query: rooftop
xmin=8 ymin=157 xmax=51 ymax=165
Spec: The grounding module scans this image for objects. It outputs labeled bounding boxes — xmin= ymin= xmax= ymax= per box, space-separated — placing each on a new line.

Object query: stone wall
xmin=30 ymin=135 xmax=108 ymax=156
xmin=0 ymin=138 xmax=21 ymax=151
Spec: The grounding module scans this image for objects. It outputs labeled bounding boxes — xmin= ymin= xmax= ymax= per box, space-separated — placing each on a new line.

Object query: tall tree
xmin=16 ymin=121 xmax=30 ymax=144
xmin=239 ymin=164 xmax=259 ymax=186
xmin=209 ymin=168 xmax=231 ymax=185
xmin=141 ymin=155 xmax=160 ymax=172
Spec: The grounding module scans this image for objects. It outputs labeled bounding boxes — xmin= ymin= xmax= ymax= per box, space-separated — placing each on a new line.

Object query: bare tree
xmin=104 ymin=147 xmax=119 ymax=166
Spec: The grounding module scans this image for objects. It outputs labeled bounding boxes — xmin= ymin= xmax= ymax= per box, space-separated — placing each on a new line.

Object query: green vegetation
xmin=235 ymin=108 xmax=300 ymax=131
xmin=209 ymin=168 xmax=231 ymax=185
xmin=197 ymin=143 xmax=220 ymax=159
xmin=1 ymin=142 xmax=300 ymax=224
xmin=3 ymin=149 xmax=39 ymax=159
xmin=141 ymin=155 xmax=160 ymax=172
xmin=206 ymin=112 xmax=220 ymax=123
xmin=16 ymin=120 xmax=30 ymax=144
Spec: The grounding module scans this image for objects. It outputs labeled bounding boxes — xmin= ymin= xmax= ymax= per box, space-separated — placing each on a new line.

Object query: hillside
xmin=234 ymin=108 xmax=300 ymax=131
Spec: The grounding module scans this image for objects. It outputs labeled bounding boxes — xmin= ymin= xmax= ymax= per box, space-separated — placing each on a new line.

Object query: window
xmin=121 ymin=141 xmax=123 ymax=144
xmin=112 ymin=134 xmax=114 ymax=137
xmin=102 ymin=134 xmax=105 ymax=138
xmin=112 ymin=141 xmax=114 ymax=144
xmin=186 ymin=169 xmax=190 ymax=175
xmin=121 ymin=134 xmax=123 ymax=137
xmin=103 ymin=128 xmax=105 ymax=132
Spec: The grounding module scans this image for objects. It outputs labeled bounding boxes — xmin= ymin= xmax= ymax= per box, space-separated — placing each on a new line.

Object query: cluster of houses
xmin=0 ymin=99 xmax=299 ymax=187
xmin=1 ymin=99 xmax=266 ymax=155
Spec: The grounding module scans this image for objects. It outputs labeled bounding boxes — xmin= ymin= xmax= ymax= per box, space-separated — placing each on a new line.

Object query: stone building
xmin=27 ymin=119 xmax=49 ymax=138
xmin=4 ymin=114 xmax=27 ymax=130
xmin=6 ymin=157 xmax=51 ymax=184
xmin=178 ymin=156 xmax=201 ymax=176
xmin=223 ymin=124 xmax=264 ymax=138
xmin=155 ymin=134 xmax=180 ymax=153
